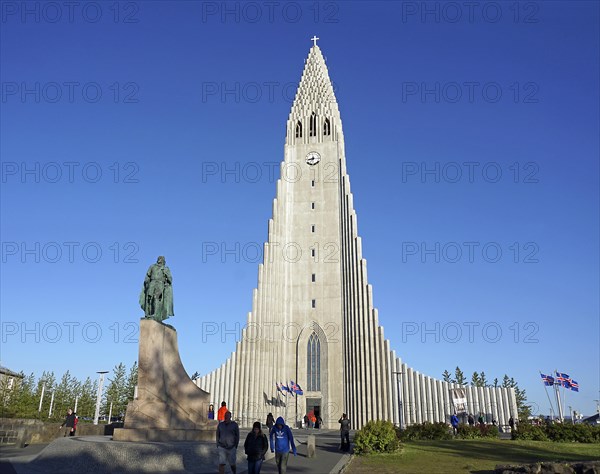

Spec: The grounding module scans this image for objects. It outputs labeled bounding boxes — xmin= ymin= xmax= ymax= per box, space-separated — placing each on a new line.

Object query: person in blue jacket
xmin=450 ymin=413 xmax=459 ymax=435
xmin=269 ymin=416 xmax=297 ymax=474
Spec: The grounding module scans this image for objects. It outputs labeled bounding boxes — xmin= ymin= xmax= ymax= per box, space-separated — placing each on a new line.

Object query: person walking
xmin=59 ymin=408 xmax=76 ymax=437
xmin=316 ymin=414 xmax=323 ymax=429
xmin=338 ymin=413 xmax=350 ymax=451
xmin=266 ymin=412 xmax=275 ymax=431
xmin=269 ymin=416 xmax=296 ymax=474
xmin=468 ymin=414 xmax=475 ymax=426
xmin=244 ymin=421 xmax=268 ymax=474
xmin=450 ymin=414 xmax=459 ymax=435
xmin=217 ymin=401 xmax=228 ymax=422
xmin=216 ymin=411 xmax=239 ymax=474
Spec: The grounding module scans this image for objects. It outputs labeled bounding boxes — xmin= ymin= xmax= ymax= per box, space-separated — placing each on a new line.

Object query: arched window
xmin=295 ymin=120 xmax=302 ymax=138
xmin=307 ymin=332 xmax=321 ymax=391
xmin=309 ymin=112 xmax=317 ymax=137
xmin=323 ymin=118 xmax=331 ymax=136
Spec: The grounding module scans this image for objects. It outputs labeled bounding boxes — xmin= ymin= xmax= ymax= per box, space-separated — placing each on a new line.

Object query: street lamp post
xmin=48 ymin=391 xmax=55 ymax=418
xmin=93 ymin=371 xmax=109 ymax=425
xmin=568 ymin=406 xmax=575 ymax=425
xmin=392 ymin=371 xmax=405 ymax=430
xmin=38 ymin=381 xmax=46 ymax=413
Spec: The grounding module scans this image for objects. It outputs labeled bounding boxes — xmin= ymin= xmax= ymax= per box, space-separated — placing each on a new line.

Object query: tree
xmin=103 ymin=364 xmax=127 ymax=420
xmin=454 ymin=367 xmax=467 ymax=385
xmin=12 ymin=372 xmax=37 ymax=418
xmin=52 ymin=371 xmax=77 ymax=421
xmin=501 ymin=374 xmax=531 ymax=419
xmin=493 ymin=378 xmax=498 ymax=388
xmin=479 ymin=372 xmax=488 ymax=387
xmin=471 ymin=372 xmax=481 ymax=386
xmin=442 ymin=370 xmax=453 ymax=383
xmin=77 ymin=377 xmax=98 ymax=419
xmin=125 ymin=362 xmax=138 ymax=402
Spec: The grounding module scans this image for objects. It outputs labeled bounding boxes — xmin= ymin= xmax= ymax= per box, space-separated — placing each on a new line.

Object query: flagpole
xmin=554 ymin=370 xmax=564 ymax=423
xmin=555 ymin=384 xmax=563 ymax=422
xmin=294 ymin=381 xmax=298 ymax=429
xmin=540 ymin=370 xmax=555 ymax=419
xmin=562 ymin=382 xmax=568 ymax=421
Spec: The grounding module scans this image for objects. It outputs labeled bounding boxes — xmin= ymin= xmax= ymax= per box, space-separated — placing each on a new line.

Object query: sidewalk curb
xmin=330 ymin=453 xmax=353 ymax=474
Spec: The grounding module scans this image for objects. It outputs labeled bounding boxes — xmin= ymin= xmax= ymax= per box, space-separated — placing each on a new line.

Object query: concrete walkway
xmin=259 ymin=429 xmax=352 ymax=474
xmin=0 ymin=429 xmax=352 ymax=474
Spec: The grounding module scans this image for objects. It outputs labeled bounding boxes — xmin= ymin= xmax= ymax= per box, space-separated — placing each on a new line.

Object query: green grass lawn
xmin=347 ymin=440 xmax=600 ymax=474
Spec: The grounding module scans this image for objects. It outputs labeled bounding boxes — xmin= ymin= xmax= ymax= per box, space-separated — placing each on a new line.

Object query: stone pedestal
xmin=307 ymin=434 xmax=316 ymax=458
xmin=113 ymin=319 xmax=216 ymax=442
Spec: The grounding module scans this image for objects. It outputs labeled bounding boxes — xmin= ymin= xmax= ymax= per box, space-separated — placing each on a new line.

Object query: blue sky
xmin=1 ymin=1 xmax=598 ymax=417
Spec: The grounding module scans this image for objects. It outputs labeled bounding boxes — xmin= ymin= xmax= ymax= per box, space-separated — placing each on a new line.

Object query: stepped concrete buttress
xmin=113 ymin=319 xmax=216 ymax=442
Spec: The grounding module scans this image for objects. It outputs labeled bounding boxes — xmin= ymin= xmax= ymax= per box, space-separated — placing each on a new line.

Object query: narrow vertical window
xmin=311 ymin=248 xmax=316 ymax=257
xmin=311 ymin=299 xmax=316 ymax=308
xmin=309 ymin=112 xmax=317 ymax=137
xmin=307 ymin=332 xmax=321 ymax=391
xmin=323 ymin=118 xmax=331 ymax=136
xmin=311 ymin=180 xmax=315 ymax=187
xmin=311 ymin=225 xmax=315 ymax=233
xmin=295 ymin=120 xmax=303 ymax=138
xmin=311 ymin=202 xmax=315 ymax=210
xmin=312 ymin=274 xmax=316 ymax=282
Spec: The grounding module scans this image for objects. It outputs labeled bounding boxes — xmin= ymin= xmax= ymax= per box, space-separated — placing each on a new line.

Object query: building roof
xmin=0 ymin=365 xmax=23 ymax=378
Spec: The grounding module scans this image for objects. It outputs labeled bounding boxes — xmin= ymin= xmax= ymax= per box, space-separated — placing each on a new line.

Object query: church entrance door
xmin=306 ymin=397 xmax=322 ymax=428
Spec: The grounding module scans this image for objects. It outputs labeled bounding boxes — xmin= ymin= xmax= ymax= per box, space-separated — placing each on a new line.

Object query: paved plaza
xmin=0 ymin=429 xmax=352 ymax=474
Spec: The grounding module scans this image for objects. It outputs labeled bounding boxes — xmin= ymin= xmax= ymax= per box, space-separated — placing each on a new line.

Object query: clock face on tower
xmin=305 ymin=151 xmax=321 ymax=166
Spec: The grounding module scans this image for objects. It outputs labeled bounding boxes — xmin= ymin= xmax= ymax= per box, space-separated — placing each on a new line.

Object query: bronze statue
xmin=139 ymin=256 xmax=174 ymax=321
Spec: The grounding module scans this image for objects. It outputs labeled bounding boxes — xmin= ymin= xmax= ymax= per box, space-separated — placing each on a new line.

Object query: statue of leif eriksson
xmin=139 ymin=256 xmax=174 ymax=322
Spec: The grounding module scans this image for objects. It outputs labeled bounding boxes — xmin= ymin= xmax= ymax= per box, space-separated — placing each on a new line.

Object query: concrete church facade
xmin=196 ymin=42 xmax=518 ymax=429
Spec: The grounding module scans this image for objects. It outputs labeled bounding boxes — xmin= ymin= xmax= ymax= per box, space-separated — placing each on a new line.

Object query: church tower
xmin=196 ymin=40 xmax=518 ymax=429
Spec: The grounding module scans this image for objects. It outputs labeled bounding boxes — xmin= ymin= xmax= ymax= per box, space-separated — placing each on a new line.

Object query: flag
xmin=278 ymin=382 xmax=287 ymax=397
xmin=570 ymin=380 xmax=579 ymax=392
xmin=561 ymin=380 xmax=572 ymax=389
xmin=555 ymin=372 xmax=571 ymax=383
xmin=281 ymin=382 xmax=291 ymax=396
xmin=540 ymin=373 xmax=554 ymax=386
xmin=291 ymin=381 xmax=304 ymax=395
xmin=276 ymin=382 xmax=283 ymax=394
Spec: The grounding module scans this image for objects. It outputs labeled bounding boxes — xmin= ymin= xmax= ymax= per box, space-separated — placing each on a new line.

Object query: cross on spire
xmin=311 ymin=35 xmax=319 ymax=47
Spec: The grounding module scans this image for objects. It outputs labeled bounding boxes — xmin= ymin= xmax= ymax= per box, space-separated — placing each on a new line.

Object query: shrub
xmin=456 ymin=424 xmax=500 ymax=439
xmin=545 ymin=423 xmax=600 ymax=443
xmin=511 ymin=422 xmax=549 ymax=441
xmin=479 ymin=424 xmax=500 ymax=438
xmin=512 ymin=422 xmax=600 ymax=443
xmin=398 ymin=422 xmax=452 ymax=441
xmin=354 ymin=420 xmax=401 ymax=455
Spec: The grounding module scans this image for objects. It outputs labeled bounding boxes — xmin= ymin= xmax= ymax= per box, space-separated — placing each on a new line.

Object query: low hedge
xmin=456 ymin=424 xmax=499 ymax=439
xmin=512 ymin=423 xmax=600 ymax=443
xmin=397 ymin=422 xmax=452 ymax=441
